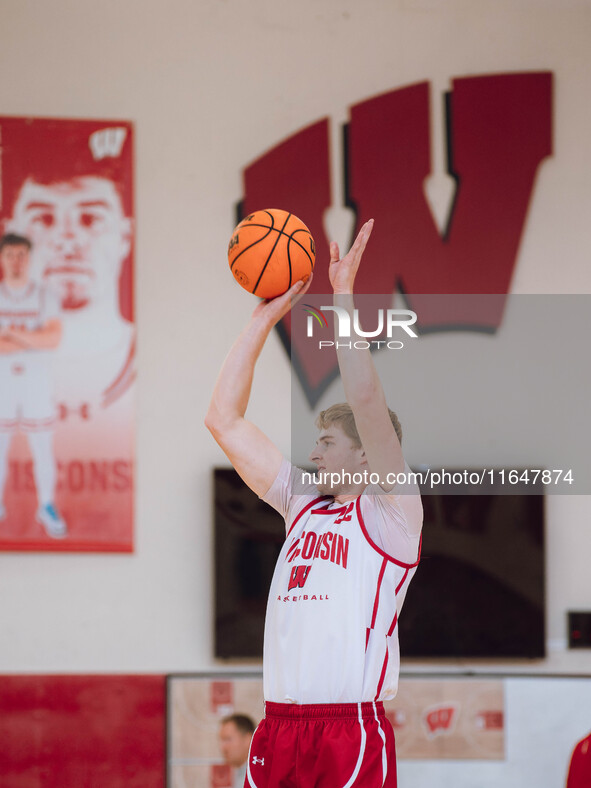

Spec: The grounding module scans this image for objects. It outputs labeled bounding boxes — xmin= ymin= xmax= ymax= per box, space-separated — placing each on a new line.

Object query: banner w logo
xmin=239 ymin=72 xmax=553 ymax=406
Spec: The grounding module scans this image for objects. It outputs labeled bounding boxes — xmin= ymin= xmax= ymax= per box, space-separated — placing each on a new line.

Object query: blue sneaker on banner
xmin=37 ymin=503 xmax=68 ymax=539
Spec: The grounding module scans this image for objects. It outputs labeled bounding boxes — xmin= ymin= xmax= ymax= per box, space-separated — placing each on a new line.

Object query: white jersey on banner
xmin=0 ymin=281 xmax=60 ymax=428
xmin=262 ymin=459 xmax=422 ymax=705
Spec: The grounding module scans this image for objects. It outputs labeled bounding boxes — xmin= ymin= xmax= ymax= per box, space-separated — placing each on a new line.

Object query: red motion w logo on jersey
xmin=239 ymin=72 xmax=553 ymax=407
xmin=288 ymin=565 xmax=311 ymax=591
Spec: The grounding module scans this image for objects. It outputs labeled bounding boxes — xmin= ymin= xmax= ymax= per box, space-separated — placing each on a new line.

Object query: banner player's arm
xmin=3 ymin=319 xmax=62 ymax=350
xmin=0 ymin=334 xmax=21 ymax=353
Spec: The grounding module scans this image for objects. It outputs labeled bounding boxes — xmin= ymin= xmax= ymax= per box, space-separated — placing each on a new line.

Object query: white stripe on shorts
xmin=373 ymin=701 xmax=388 ymax=787
xmin=342 ymin=703 xmax=367 ymax=788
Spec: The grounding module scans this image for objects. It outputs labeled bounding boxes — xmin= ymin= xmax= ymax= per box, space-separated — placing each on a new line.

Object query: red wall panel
xmin=0 ymin=675 xmax=165 ymax=787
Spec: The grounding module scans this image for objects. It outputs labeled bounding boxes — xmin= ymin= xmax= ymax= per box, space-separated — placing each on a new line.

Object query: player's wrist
xmin=333 ymin=292 xmax=355 ymax=308
xmin=247 ymin=311 xmax=277 ymax=342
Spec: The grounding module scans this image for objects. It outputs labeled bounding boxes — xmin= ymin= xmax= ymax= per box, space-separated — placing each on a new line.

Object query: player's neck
xmin=4 ymin=276 xmax=29 ymax=290
xmin=3 ymin=277 xmax=30 ymax=294
xmin=333 ymin=492 xmax=361 ymax=504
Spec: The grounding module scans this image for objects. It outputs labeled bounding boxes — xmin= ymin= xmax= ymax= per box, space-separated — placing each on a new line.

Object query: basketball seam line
xmin=229 ymin=225 xmax=275 ymax=271
xmin=232 ymin=223 xmax=314 ymax=265
xmin=253 ymin=212 xmax=292 ymax=296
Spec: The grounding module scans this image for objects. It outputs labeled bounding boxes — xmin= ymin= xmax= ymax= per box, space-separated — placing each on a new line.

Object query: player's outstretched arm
xmin=205 ymin=278 xmax=310 ymax=497
xmin=3 ymin=318 xmax=62 ymax=350
xmin=329 ymin=219 xmax=405 ymax=486
xmin=0 ymin=336 xmax=21 ymax=353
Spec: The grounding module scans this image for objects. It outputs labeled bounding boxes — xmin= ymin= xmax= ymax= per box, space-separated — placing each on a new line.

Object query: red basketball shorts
xmin=245 ymin=701 xmax=397 ymax=788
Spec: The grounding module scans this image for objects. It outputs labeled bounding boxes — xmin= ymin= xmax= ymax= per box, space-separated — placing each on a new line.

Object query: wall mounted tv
xmin=214 ymin=468 xmax=545 ymax=660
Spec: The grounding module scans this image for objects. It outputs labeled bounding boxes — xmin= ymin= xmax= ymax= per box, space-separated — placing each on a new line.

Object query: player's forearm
xmin=333 ymin=293 xmax=386 ymax=410
xmin=206 ymin=280 xmax=307 ymax=436
xmin=5 ymin=321 xmax=62 ymax=350
xmin=205 ymin=314 xmax=274 ymax=433
xmin=0 ymin=337 xmax=21 ymax=353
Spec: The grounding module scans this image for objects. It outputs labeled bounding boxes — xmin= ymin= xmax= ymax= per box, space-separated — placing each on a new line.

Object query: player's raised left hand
xmin=329 ymin=219 xmax=374 ymax=295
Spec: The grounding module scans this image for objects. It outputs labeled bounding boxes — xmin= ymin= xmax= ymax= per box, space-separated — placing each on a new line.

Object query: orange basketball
xmin=228 ymin=209 xmax=315 ymax=299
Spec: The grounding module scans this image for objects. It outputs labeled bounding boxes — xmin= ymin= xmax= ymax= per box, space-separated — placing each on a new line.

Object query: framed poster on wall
xmin=0 ymin=116 xmax=135 ymax=551
xmin=166 ymin=673 xmax=505 ymax=787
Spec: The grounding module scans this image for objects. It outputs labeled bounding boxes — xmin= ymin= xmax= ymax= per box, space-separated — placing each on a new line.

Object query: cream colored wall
xmin=0 ymin=0 xmax=590 ymax=674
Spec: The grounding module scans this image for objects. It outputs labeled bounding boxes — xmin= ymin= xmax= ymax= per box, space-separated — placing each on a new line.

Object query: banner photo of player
xmin=0 ymin=117 xmax=134 ymax=551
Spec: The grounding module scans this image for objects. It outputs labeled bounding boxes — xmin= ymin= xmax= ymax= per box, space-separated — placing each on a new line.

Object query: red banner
xmin=0 ymin=116 xmax=134 ymax=551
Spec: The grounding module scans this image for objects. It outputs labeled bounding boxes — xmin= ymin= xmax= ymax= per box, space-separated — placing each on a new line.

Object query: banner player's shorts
xmin=0 ymin=361 xmax=55 ymax=430
xmin=245 ymin=701 xmax=397 ymax=788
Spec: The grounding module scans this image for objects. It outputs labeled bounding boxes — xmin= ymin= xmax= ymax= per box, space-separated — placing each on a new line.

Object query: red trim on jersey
xmin=101 ymin=336 xmax=136 ymax=408
xmin=0 ymin=419 xmax=18 ymax=432
xmin=366 ymin=558 xmax=389 ymax=653
xmin=102 ymin=368 xmax=136 ymax=408
xmin=375 ymin=648 xmax=389 ymax=700
xmin=310 ymin=502 xmax=348 ymax=515
xmin=383 ymin=572 xmax=410 ymax=638
xmin=370 ymin=558 xmax=389 ymax=630
xmin=356 ymin=496 xmax=421 ymax=568
xmin=287 ymin=495 xmax=330 ymax=537
xmin=311 ymin=508 xmax=342 ymax=515
xmin=396 ymin=568 xmax=409 ymax=595
xmin=387 ymin=611 xmax=398 ymax=638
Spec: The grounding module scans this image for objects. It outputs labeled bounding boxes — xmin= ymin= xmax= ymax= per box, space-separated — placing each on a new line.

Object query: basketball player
xmin=0 ymin=234 xmax=67 ymax=538
xmin=5 ymin=174 xmax=134 ymax=418
xmin=219 ymin=714 xmax=256 ymax=788
xmin=206 ymin=219 xmax=423 ymax=787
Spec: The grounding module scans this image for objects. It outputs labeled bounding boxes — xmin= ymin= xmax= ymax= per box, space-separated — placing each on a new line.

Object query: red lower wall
xmin=0 ymin=675 xmax=165 ymax=788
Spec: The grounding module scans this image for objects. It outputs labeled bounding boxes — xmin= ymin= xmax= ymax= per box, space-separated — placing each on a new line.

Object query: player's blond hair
xmin=316 ymin=403 xmax=402 ymax=447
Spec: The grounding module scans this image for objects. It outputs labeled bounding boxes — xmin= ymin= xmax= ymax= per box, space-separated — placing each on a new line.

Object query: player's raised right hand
xmin=252 ymin=276 xmax=312 ymax=327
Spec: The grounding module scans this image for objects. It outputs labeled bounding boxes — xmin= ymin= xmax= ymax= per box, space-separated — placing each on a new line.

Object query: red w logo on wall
xmin=288 ymin=565 xmax=311 ymax=591
xmin=239 ymin=73 xmax=553 ymax=406
xmin=423 ymin=705 xmax=458 ymax=737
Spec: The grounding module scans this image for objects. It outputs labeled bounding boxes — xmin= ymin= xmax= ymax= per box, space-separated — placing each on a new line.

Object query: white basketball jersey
xmin=263 ymin=492 xmax=420 ymax=705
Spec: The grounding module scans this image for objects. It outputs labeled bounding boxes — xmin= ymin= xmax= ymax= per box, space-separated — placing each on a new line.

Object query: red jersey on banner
xmin=0 ymin=116 xmax=134 ymax=551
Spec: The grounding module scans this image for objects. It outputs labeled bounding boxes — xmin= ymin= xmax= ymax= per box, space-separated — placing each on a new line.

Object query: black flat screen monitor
xmin=214 ymin=468 xmax=545 ymax=659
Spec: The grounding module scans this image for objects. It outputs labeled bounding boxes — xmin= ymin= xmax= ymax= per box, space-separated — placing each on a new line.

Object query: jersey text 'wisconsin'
xmin=286 ymin=530 xmax=349 ymax=569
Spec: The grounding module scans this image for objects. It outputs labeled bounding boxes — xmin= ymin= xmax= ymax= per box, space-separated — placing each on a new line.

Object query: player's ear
xmin=119 ymin=217 xmax=133 ymax=257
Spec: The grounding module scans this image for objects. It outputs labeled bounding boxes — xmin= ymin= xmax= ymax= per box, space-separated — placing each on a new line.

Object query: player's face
xmin=309 ymin=422 xmax=366 ymax=495
xmin=219 ymin=722 xmax=251 ymax=768
xmin=9 ymin=177 xmax=131 ymax=311
xmin=0 ymin=244 xmax=31 ymax=287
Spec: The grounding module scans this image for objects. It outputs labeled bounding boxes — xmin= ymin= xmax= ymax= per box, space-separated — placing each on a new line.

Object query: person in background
xmin=219 ymin=714 xmax=256 ymax=788
xmin=567 ymin=731 xmax=591 ymax=788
